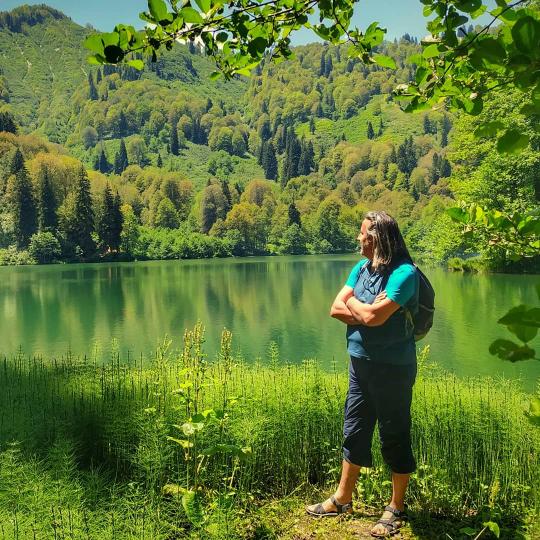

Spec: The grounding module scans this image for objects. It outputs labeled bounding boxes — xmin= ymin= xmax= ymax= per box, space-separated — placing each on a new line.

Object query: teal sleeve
xmin=386 ymin=264 xmax=417 ymax=306
xmin=345 ymin=260 xmax=365 ymax=288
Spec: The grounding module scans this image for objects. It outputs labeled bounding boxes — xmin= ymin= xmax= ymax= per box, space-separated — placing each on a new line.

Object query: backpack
xmin=411 ymin=265 xmax=435 ymax=341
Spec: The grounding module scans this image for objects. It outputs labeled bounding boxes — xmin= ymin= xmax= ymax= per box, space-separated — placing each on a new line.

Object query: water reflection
xmin=0 ymin=256 xmax=539 ymax=390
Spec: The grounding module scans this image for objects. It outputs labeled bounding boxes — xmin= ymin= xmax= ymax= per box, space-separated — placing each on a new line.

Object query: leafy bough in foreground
xmin=84 ymin=0 xmax=540 ymax=152
xmin=448 ymin=202 xmax=540 ymax=425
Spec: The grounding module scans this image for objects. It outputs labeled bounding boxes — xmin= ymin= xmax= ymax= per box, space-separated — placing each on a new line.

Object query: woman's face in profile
xmin=357 ymin=219 xmax=374 ymax=259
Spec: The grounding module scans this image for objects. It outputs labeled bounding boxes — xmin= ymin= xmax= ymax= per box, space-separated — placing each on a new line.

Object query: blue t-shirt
xmin=346 ymin=260 xmax=417 ymax=306
xmin=344 ymin=259 xmax=418 ymax=364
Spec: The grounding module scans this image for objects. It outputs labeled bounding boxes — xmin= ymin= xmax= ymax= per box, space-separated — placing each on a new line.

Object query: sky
xmin=1 ymin=0 xmax=496 ymax=44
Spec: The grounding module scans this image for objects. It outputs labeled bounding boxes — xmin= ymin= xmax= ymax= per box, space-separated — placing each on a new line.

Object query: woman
xmin=306 ymin=211 xmax=419 ymax=538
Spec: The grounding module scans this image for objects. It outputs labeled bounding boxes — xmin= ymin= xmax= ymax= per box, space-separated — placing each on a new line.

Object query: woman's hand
xmin=373 ymin=291 xmax=387 ymax=304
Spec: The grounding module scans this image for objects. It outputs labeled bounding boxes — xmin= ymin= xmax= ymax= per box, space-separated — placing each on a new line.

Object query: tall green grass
xmin=0 ymin=325 xmax=538 ymax=538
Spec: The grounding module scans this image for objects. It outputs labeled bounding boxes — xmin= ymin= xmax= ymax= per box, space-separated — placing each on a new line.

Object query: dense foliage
xmin=0 ymin=5 xmax=538 ymax=267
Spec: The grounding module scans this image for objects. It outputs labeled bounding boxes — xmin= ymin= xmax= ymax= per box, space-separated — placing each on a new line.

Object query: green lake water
xmin=1 ymin=255 xmax=539 ymax=390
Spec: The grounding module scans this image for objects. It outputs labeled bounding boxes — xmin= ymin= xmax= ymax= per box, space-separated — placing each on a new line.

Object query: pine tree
xmin=8 ymin=150 xmax=24 ymax=179
xmin=118 ymin=111 xmax=128 ymax=137
xmin=170 ymin=120 xmax=179 ymax=156
xmin=88 ymin=72 xmax=98 ymax=100
xmin=262 ymin=141 xmax=278 ymax=180
xmin=309 ymin=117 xmax=315 ymax=134
xmin=378 ymin=117 xmax=383 ymax=137
xmin=396 ymin=136 xmax=417 ymax=175
xmin=114 ymin=139 xmax=129 ymax=174
xmin=37 ymin=167 xmax=57 ymax=231
xmin=298 ymin=139 xmax=314 ymax=176
xmin=319 ymin=51 xmax=326 ymax=77
xmin=8 ymin=165 xmax=37 ymax=248
xmin=288 ymin=202 xmax=301 ymax=226
xmin=157 ymin=153 xmax=163 ymax=168
xmin=440 ymin=157 xmax=452 ymax=178
xmin=423 ymin=115 xmax=432 ymax=135
xmin=325 ymin=54 xmax=333 ymax=77
xmin=282 ymin=133 xmax=301 ymax=185
xmin=441 ymin=115 xmax=451 ymax=147
xmin=258 ymin=118 xmax=271 ymax=141
xmin=96 ymin=68 xmax=102 ymax=83
xmin=221 ymin=180 xmax=232 ymax=211
xmin=366 ymin=121 xmax=375 ymax=140
xmin=0 ymin=111 xmax=17 ymax=134
xmin=111 ymin=192 xmax=123 ymax=251
xmin=96 ymin=148 xmax=111 ymax=174
xmin=74 ymin=166 xmax=95 ymax=258
xmin=97 ymin=184 xmax=115 ymax=252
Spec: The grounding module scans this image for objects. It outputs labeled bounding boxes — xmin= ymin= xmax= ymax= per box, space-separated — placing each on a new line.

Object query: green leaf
xmin=489 ymin=339 xmax=536 ymax=361
xmin=446 ymin=207 xmax=468 ymax=223
xmin=373 ymin=55 xmax=396 ymax=69
xmin=527 ymin=397 xmax=540 ymax=426
xmin=247 ymin=36 xmax=268 ymax=57
xmin=148 ymin=0 xmax=170 ymax=23
xmin=181 ymin=422 xmax=204 ymax=436
xmin=459 ymin=527 xmax=477 ymax=536
xmin=84 ymin=34 xmax=105 ymax=55
xmin=507 ymin=323 xmax=538 ymax=343
xmin=456 ymin=0 xmax=482 ymax=13
xmin=166 ymin=437 xmax=194 ymax=448
xmin=511 ymin=16 xmax=540 ymax=54
xmin=180 ymin=7 xmax=204 ymax=24
xmin=209 ymin=71 xmax=222 ymax=80
xmin=104 ymin=45 xmax=124 ymax=63
xmin=193 ymin=0 xmax=211 ymax=14
xmin=422 ymin=44 xmax=440 ymax=58
xmin=496 ymin=130 xmax=529 ymax=154
xmin=473 ymin=121 xmax=504 ymax=138
xmin=498 ymin=305 xmax=531 ymax=325
xmin=127 ymin=59 xmax=145 ymax=70
xmin=483 ymin=521 xmax=500 ymax=538
xmin=182 ymin=490 xmax=205 ymax=527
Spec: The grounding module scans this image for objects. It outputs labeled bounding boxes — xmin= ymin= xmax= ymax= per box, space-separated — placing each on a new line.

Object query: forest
xmin=0 ymin=5 xmax=538 ymax=270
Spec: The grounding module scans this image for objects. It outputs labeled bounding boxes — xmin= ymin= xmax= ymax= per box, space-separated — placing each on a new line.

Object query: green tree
xmin=440 ymin=115 xmax=452 ymax=148
xmin=28 ymin=231 xmax=61 ymax=264
xmin=5 ymin=166 xmax=37 ymax=248
xmin=154 ymin=197 xmax=180 ymax=229
xmin=96 ymin=184 xmax=115 ymax=252
xmin=73 ymin=166 xmax=95 ymax=258
xmin=261 ymin=141 xmax=278 ymax=181
xmin=280 ymin=223 xmax=307 ymax=254
xmin=0 ymin=111 xmax=17 ymax=134
xmin=366 ymin=121 xmax=375 ymax=140
xmin=95 ymin=147 xmax=111 ymax=174
xmin=120 ymin=203 xmax=139 ymax=255
xmin=9 ymin=148 xmax=24 ymax=176
xmin=170 ymin=120 xmax=180 ymax=156
xmin=87 ymin=71 xmax=98 ymax=100
xmin=36 ymin=167 xmax=57 ymax=232
xmin=114 ymin=139 xmax=129 ymax=174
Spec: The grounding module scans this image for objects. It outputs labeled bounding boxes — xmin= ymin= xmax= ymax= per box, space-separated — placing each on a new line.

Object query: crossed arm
xmin=329 ymin=286 xmax=401 ymax=327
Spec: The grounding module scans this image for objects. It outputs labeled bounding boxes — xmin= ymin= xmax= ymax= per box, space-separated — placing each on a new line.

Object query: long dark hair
xmin=364 ymin=211 xmax=412 ymax=272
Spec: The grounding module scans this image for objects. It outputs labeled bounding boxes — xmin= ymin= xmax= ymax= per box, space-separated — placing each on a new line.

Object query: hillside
xmin=0 ymin=4 xmax=538 ymax=268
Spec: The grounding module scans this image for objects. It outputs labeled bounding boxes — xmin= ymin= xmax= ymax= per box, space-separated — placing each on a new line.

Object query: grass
xmin=0 ymin=326 xmax=538 ymax=538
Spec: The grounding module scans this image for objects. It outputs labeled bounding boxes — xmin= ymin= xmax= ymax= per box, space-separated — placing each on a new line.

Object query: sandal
xmin=306 ymin=495 xmax=353 ymax=517
xmin=370 ymin=505 xmax=408 ymax=537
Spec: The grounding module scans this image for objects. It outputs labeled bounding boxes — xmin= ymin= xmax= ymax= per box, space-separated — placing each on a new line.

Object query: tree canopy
xmin=86 ymin=1 xmax=540 ymax=151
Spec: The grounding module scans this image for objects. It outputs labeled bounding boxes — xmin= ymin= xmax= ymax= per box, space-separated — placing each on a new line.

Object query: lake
xmin=1 ymin=255 xmax=539 ymax=390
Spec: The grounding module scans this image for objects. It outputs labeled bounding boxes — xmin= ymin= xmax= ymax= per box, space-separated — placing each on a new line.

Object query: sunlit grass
xmin=0 ymin=326 xmax=537 ymax=538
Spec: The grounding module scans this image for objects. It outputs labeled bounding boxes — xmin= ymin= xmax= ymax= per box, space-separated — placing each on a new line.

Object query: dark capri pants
xmin=343 ymin=356 xmax=417 ymax=474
